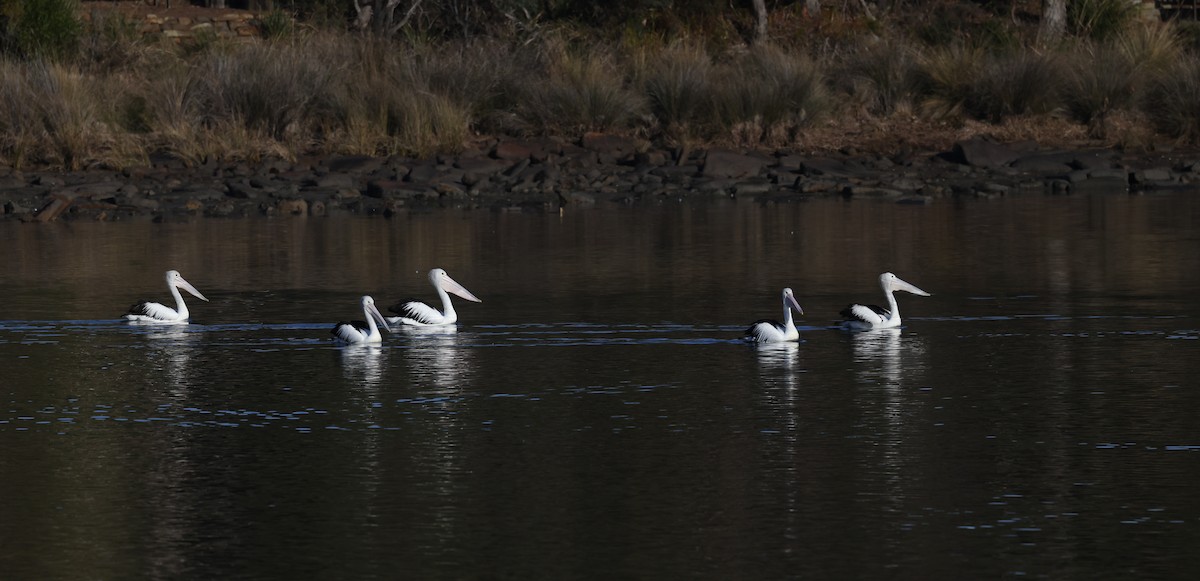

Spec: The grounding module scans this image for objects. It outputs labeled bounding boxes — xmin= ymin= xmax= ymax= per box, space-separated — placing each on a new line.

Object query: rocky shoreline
xmin=2 ymin=134 xmax=1198 ymax=223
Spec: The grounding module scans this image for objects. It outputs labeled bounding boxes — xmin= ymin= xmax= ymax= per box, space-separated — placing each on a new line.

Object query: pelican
xmin=124 ymin=270 xmax=209 ymax=323
xmin=745 ymin=288 xmax=805 ymax=343
xmin=387 ymin=268 xmax=481 ymax=326
xmin=332 ymin=295 xmax=391 ymax=344
xmin=840 ymin=272 xmax=930 ymax=330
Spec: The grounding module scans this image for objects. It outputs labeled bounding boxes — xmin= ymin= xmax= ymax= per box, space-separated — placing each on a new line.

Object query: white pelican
xmin=124 ymin=270 xmax=209 ymax=323
xmin=387 ymin=268 xmax=481 ymax=326
xmin=745 ymin=288 xmax=805 ymax=343
xmin=332 ymin=295 xmax=391 ymax=344
xmin=840 ymin=272 xmax=930 ymax=330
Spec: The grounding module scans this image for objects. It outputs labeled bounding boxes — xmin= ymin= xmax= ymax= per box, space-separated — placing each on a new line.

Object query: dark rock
xmin=795 ymin=178 xmax=839 ymax=193
xmin=581 ymin=133 xmax=639 ymax=161
xmin=226 ymin=180 xmax=261 ymax=199
xmin=1087 ymin=168 xmax=1128 ymax=181
xmin=562 ymin=192 xmax=596 ymax=206
xmin=118 ymin=193 xmax=160 ymax=210
xmin=33 ymin=175 xmax=66 ymax=188
xmin=891 ymin=178 xmax=925 ymax=191
xmin=494 ymin=140 xmax=537 ymax=161
xmin=1133 ymin=168 xmax=1173 ymax=184
xmin=636 ymin=149 xmax=670 ymax=167
xmin=799 ymin=157 xmax=867 ymax=178
xmin=455 ymin=156 xmax=513 ymax=176
xmin=206 ymin=200 xmax=237 ymax=217
xmin=703 ymin=149 xmax=770 ymax=179
xmin=313 ymin=174 xmax=357 ymax=189
xmin=1070 ymin=151 xmax=1119 ymax=171
xmin=72 ymin=181 xmax=126 ymax=198
xmin=1010 ymin=153 xmax=1074 ymax=173
xmin=0 ymin=176 xmax=25 ymax=189
xmin=733 ymin=180 xmax=772 ymax=196
xmin=951 ymin=137 xmax=1021 ymax=168
xmin=407 ymin=163 xmax=438 ymax=183
xmin=328 ymin=155 xmax=384 ymax=174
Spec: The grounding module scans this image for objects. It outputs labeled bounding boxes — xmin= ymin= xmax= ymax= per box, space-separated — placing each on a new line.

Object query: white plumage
xmin=332 ymin=295 xmax=391 ymax=344
xmin=124 ymin=270 xmax=209 ymax=324
xmin=387 ymin=268 xmax=481 ymax=326
xmin=841 ymin=272 xmax=930 ymax=330
xmin=745 ymin=288 xmax=804 ymax=343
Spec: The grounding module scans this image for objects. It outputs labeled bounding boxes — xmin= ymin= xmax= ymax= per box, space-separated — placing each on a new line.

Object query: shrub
xmin=517 ymin=49 xmax=643 ymax=134
xmin=710 ymin=44 xmax=829 ymax=144
xmin=259 ymin=9 xmax=295 ymax=41
xmin=970 ymin=49 xmax=1062 ymax=122
xmin=193 ymin=43 xmax=336 ymax=141
xmin=0 ymin=62 xmax=104 ymax=169
xmin=0 ymin=61 xmax=39 ymax=167
xmin=835 ymin=38 xmax=921 ymax=115
xmin=1 ymin=0 xmax=81 ymax=61
xmin=1143 ymin=59 xmax=1200 ymax=142
xmin=919 ymin=45 xmax=1061 ymax=123
xmin=917 ymin=43 xmax=985 ymax=122
xmin=1069 ymin=0 xmax=1139 ymax=41
xmin=637 ymin=43 xmax=712 ymax=136
xmin=1116 ymin=22 xmax=1181 ymax=75
xmin=1063 ymin=43 xmax=1138 ymax=138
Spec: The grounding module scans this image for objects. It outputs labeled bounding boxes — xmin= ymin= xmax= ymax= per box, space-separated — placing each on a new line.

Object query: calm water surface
xmin=2 ymin=193 xmax=1199 ymax=579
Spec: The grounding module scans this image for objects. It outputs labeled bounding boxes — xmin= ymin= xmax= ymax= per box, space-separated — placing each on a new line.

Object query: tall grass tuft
xmin=917 ymin=43 xmax=983 ymax=122
xmin=1116 ymin=22 xmax=1181 ymax=74
xmin=1063 ymin=43 xmax=1137 ymax=138
xmin=518 ymin=49 xmax=644 ymax=134
xmin=835 ymin=38 xmax=921 ymax=116
xmin=193 ymin=43 xmax=336 ymax=142
xmin=1069 ymin=0 xmax=1140 ymax=41
xmin=3 ymin=62 xmax=105 ymax=169
xmin=711 ymin=44 xmax=829 ymax=144
xmin=1142 ymin=59 xmax=1200 ymax=142
xmin=637 ymin=44 xmax=713 ymax=137
xmin=0 ymin=62 xmax=40 ymax=168
xmin=320 ymin=39 xmax=473 ymax=158
xmin=919 ymin=45 xmax=1061 ymax=123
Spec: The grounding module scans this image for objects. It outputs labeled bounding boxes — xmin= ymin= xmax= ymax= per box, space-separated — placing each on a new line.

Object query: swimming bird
xmin=840 ymin=272 xmax=930 ymax=330
xmin=745 ymin=288 xmax=805 ymax=343
xmin=387 ymin=268 xmax=481 ymax=326
xmin=332 ymin=295 xmax=391 ymax=344
xmin=124 ymin=270 xmax=209 ymax=323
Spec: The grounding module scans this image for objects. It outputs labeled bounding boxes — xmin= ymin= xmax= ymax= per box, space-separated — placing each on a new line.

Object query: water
xmin=2 ymin=193 xmax=1199 ymax=579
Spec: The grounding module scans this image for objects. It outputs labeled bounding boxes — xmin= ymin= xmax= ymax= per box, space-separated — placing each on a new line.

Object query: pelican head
xmin=362 ymin=295 xmax=389 ymax=329
xmin=431 ymin=268 xmax=481 ymax=303
xmin=881 ymin=272 xmax=930 ymax=297
xmin=168 ymin=270 xmax=209 ymax=302
xmin=782 ymin=287 xmax=804 ymax=315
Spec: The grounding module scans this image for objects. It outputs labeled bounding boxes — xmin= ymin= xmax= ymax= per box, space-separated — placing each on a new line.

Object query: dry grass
xmin=5 ymin=19 xmax=1200 ymax=171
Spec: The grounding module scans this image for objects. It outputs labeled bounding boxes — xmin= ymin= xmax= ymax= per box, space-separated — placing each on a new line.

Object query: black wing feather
xmin=388 ymin=299 xmax=422 ymax=316
xmin=331 ymin=320 xmax=369 ymax=336
xmin=745 ymin=318 xmax=781 ymax=339
xmin=840 ymin=304 xmax=889 ymax=321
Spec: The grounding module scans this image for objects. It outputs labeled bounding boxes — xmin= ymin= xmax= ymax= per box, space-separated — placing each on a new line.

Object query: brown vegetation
xmin=1 ymin=2 xmax=1199 ymax=171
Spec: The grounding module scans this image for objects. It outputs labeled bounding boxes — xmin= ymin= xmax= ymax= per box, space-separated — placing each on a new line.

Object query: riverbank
xmin=3 ymin=134 xmax=1198 ymax=223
